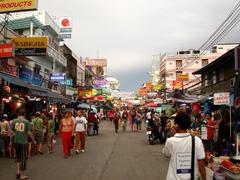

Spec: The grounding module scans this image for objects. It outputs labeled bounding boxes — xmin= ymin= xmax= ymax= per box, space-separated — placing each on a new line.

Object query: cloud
xmin=38 ymin=0 xmax=240 ymax=91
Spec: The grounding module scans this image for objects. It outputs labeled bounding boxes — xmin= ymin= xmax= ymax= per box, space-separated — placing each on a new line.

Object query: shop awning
xmin=47 ymin=91 xmax=71 ymax=104
xmin=0 ymin=72 xmax=48 ymax=97
xmin=0 ymin=72 xmax=29 ymax=88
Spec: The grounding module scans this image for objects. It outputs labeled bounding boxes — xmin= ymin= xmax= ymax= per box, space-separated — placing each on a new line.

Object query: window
xmin=34 ymin=64 xmax=41 ymax=75
xmin=204 ymin=74 xmax=208 ymax=87
xmin=18 ymin=30 xmax=23 ymax=35
xmin=219 ymin=71 xmax=224 ymax=81
xmin=213 ymin=71 xmax=217 ymax=84
xmin=202 ymin=59 xmax=208 ymax=67
xmin=176 ymin=60 xmax=182 ymax=68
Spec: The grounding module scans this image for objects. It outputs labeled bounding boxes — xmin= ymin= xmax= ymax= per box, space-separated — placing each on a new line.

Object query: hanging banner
xmin=18 ymin=66 xmax=32 ymax=83
xmin=145 ymin=82 xmax=152 ymax=90
xmin=32 ymin=74 xmax=43 ymax=86
xmin=0 ymin=0 xmax=38 ymax=14
xmin=12 ymin=37 xmax=47 ymax=56
xmin=214 ymin=92 xmax=230 ymax=105
xmin=0 ymin=58 xmax=17 ymax=76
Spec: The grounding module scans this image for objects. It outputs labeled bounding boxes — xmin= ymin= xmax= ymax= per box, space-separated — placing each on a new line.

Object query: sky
xmin=39 ymin=0 xmax=240 ymax=91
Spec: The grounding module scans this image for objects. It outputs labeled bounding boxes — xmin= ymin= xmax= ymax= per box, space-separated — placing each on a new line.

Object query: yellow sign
xmin=153 ymin=84 xmax=163 ymax=90
xmin=79 ymin=90 xmax=92 ymax=97
xmin=177 ymin=74 xmax=189 ymax=81
xmin=0 ymin=0 xmax=38 ymax=13
xmin=12 ymin=37 xmax=48 ymax=49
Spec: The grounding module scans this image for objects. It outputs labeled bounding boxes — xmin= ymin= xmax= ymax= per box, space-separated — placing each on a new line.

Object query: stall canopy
xmin=0 ymin=72 xmax=71 ymax=104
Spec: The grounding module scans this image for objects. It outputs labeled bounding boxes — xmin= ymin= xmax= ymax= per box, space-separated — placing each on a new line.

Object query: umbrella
xmin=77 ymin=103 xmax=90 ymax=109
xmin=144 ymin=103 xmax=158 ymax=107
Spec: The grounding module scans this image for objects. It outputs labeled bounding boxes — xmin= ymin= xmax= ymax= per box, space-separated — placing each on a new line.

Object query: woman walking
xmin=59 ymin=110 xmax=74 ymax=158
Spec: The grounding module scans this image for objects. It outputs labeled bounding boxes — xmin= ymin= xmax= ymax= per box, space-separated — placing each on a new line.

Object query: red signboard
xmin=0 ymin=44 xmax=14 ymax=58
xmin=172 ymin=80 xmax=183 ymax=89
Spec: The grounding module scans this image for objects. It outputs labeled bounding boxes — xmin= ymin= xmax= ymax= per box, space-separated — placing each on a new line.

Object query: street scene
xmin=2 ymin=0 xmax=240 ymax=180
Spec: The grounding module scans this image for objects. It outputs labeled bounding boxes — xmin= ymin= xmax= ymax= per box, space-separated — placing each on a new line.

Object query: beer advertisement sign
xmin=12 ymin=37 xmax=48 ymax=56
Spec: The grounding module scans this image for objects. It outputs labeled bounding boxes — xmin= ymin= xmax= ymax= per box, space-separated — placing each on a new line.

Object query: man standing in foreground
xmin=162 ymin=113 xmax=206 ymax=180
xmin=11 ymin=108 xmax=36 ymax=180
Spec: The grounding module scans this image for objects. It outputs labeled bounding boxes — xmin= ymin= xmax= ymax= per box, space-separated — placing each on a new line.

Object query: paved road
xmin=0 ymin=121 xmax=169 ymax=180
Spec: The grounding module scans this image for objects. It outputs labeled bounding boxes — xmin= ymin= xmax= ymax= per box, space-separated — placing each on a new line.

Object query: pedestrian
xmin=11 ymin=108 xmax=36 ymax=180
xmin=32 ymin=112 xmax=44 ymax=154
xmin=59 ymin=110 xmax=74 ymax=158
xmin=205 ymin=113 xmax=215 ymax=153
xmin=0 ymin=114 xmax=10 ymax=157
xmin=74 ymin=110 xmax=87 ymax=154
xmin=162 ymin=112 xmax=206 ymax=180
xmin=121 ymin=109 xmax=128 ymax=132
xmin=113 ymin=109 xmax=120 ymax=133
xmin=131 ymin=108 xmax=137 ymax=131
xmin=47 ymin=114 xmax=55 ymax=154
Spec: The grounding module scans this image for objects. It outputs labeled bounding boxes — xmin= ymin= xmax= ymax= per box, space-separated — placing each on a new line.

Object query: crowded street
xmin=0 ymin=121 xmax=168 ymax=180
xmin=2 ymin=0 xmax=240 ymax=180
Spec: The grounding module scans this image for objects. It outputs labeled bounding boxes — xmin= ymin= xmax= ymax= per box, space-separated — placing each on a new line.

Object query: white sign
xmin=201 ymin=126 xmax=207 ymax=140
xmin=214 ymin=92 xmax=230 ymax=105
xmin=59 ymin=17 xmax=72 ymax=29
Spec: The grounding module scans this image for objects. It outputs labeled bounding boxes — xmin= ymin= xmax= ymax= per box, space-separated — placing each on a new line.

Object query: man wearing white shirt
xmin=162 ymin=113 xmax=206 ymax=180
xmin=74 ymin=110 xmax=88 ymax=153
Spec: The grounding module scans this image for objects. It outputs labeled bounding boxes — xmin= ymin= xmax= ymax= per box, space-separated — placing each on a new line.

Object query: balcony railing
xmin=47 ymin=45 xmax=67 ymax=67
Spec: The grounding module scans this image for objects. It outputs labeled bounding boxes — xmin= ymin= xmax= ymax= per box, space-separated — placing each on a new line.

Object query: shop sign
xmin=0 ymin=58 xmax=17 ymax=76
xmin=50 ymin=73 xmax=66 ymax=81
xmin=145 ymin=81 xmax=152 ymax=90
xmin=60 ymin=79 xmax=73 ymax=86
xmin=60 ymin=34 xmax=71 ymax=39
xmin=66 ymin=87 xmax=77 ymax=96
xmin=177 ymin=74 xmax=189 ymax=81
xmin=139 ymin=88 xmax=147 ymax=96
xmin=12 ymin=37 xmax=47 ymax=56
xmin=32 ymin=74 xmax=43 ymax=86
xmin=0 ymin=0 xmax=38 ymax=14
xmin=85 ymin=59 xmax=107 ymax=67
xmin=18 ymin=66 xmax=32 ymax=83
xmin=93 ymin=77 xmax=107 ymax=88
xmin=214 ymin=92 xmax=230 ymax=105
xmin=79 ymin=89 xmax=92 ymax=97
xmin=0 ymin=43 xmax=14 ymax=58
xmin=172 ymin=80 xmax=183 ymax=89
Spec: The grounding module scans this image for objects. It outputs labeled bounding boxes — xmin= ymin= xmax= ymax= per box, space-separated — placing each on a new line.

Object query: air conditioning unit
xmin=230 ymin=78 xmax=235 ymax=88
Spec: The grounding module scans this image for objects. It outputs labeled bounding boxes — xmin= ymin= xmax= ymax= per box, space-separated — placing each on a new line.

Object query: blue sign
xmin=60 ymin=79 xmax=73 ymax=86
xmin=50 ymin=73 xmax=66 ymax=81
xmin=60 ymin=28 xmax=72 ymax=33
xmin=32 ymin=74 xmax=43 ymax=86
xmin=19 ymin=66 xmax=32 ymax=83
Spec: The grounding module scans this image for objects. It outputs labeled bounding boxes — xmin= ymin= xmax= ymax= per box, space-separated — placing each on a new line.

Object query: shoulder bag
xmin=191 ymin=135 xmax=195 ymax=180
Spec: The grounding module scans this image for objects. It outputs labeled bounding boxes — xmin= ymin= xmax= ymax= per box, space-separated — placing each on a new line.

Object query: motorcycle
xmin=146 ymin=121 xmax=165 ymax=145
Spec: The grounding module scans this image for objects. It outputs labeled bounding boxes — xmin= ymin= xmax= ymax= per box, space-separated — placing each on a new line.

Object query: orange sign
xmin=172 ymin=80 xmax=183 ymax=89
xmin=139 ymin=88 xmax=147 ymax=96
xmin=145 ymin=82 xmax=152 ymax=90
xmin=177 ymin=74 xmax=189 ymax=81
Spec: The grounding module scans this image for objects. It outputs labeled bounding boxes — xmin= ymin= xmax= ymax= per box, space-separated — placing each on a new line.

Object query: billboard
xmin=12 ymin=37 xmax=48 ymax=56
xmin=0 ymin=43 xmax=14 ymax=58
xmin=85 ymin=59 xmax=107 ymax=67
xmin=59 ymin=17 xmax=72 ymax=39
xmin=0 ymin=0 xmax=38 ymax=13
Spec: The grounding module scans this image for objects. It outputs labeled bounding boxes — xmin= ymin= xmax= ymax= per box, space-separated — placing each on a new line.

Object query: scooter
xmin=146 ymin=126 xmax=160 ymax=145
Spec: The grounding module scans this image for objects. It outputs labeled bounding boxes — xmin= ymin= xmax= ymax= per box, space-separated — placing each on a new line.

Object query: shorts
xmin=48 ymin=133 xmax=55 ymax=143
xmin=15 ymin=144 xmax=28 ymax=171
xmin=34 ymin=131 xmax=43 ymax=144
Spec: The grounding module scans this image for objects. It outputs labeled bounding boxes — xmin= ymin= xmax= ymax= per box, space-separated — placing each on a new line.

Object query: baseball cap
xmin=3 ymin=114 xmax=8 ymax=118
